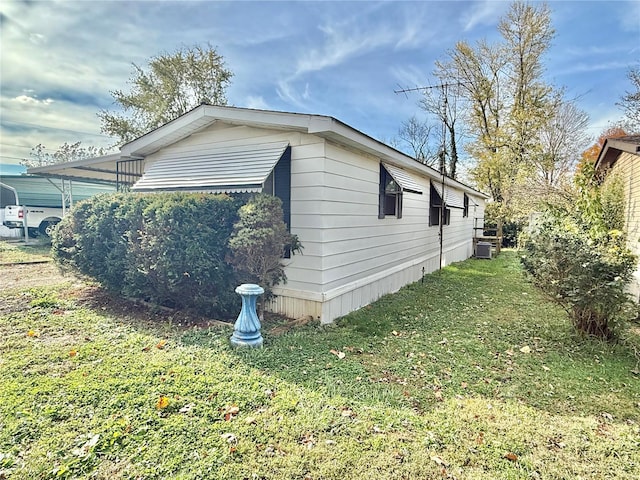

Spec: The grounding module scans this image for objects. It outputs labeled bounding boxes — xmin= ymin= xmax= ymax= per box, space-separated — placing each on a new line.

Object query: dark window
xmin=463 ymin=193 xmax=469 ymax=218
xmin=429 ymin=206 xmax=440 ymax=226
xmin=429 ymin=181 xmax=450 ymax=226
xmin=379 ymin=165 xmax=403 ymax=219
xmin=1 ymin=184 xmax=17 ymax=208
xmin=273 ymin=146 xmax=291 ymax=231
xmin=273 ymin=146 xmax=292 ymax=258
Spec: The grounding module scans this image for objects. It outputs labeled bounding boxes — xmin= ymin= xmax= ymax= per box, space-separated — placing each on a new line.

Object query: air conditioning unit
xmin=476 ymin=241 xmax=492 ymax=259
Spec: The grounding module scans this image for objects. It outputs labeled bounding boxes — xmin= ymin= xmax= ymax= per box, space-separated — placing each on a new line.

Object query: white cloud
xmin=620 ymin=0 xmax=640 ymax=33
xmin=295 ymin=24 xmax=394 ymax=77
xmin=13 ymin=95 xmax=53 ymax=105
xmin=244 ymin=95 xmax=270 ymax=110
xmin=461 ymin=0 xmax=506 ymax=32
xmin=28 ymin=32 xmax=45 ymax=45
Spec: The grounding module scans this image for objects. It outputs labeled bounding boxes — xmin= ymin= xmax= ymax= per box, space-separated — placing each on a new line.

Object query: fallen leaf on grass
xmin=504 ymin=452 xmax=518 ymax=462
xmin=223 ymin=405 xmax=240 ymax=421
xmin=431 ymin=455 xmax=449 ymax=467
xmin=69 ymin=350 xmax=77 ymax=357
xmin=519 ymin=346 xmax=531 ymax=354
xmin=330 ymin=349 xmax=346 ymax=359
xmin=300 ymin=432 xmax=316 ymax=449
xmin=142 ymin=346 xmax=151 ymax=352
xmin=340 ymin=407 xmax=355 ymax=418
xmin=156 ymin=340 xmax=167 ymax=349
xmin=156 ymin=396 xmax=169 ymax=410
xmin=221 ymin=433 xmax=237 ymax=444
xmin=26 ymin=330 xmax=38 ymax=337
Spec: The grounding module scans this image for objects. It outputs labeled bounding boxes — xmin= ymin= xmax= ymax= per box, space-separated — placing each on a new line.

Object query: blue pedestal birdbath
xmin=230 ymin=284 xmax=264 ymax=348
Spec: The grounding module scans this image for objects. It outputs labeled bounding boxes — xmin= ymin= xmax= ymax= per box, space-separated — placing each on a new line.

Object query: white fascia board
xmin=27 ymin=153 xmax=122 ymax=175
xmin=122 ymin=105 xmax=315 ymax=158
xmin=310 ymin=117 xmax=489 ymax=199
xmin=114 ymin=104 xmax=488 ymax=199
xmin=201 ymin=105 xmax=315 ymax=131
xmin=121 ymin=108 xmax=216 ymax=158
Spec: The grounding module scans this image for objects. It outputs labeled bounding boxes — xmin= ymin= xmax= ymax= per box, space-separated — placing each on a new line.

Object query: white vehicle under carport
xmin=3 ymin=204 xmax=63 ymax=238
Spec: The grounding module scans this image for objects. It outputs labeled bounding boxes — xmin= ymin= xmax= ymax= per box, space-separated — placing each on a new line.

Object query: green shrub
xmin=521 ymin=164 xmax=636 ymax=338
xmin=52 ymin=192 xmax=242 ymax=319
xmin=126 ymin=193 xmax=241 ymax=316
xmin=521 ymin=215 xmax=636 ymax=338
xmin=227 ymin=194 xmax=302 ymax=318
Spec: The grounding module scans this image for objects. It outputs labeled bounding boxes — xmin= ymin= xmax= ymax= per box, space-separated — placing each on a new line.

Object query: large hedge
xmin=52 ymin=192 xmax=243 ymax=318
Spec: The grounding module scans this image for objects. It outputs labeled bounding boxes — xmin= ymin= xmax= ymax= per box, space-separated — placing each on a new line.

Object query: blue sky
xmin=1 ymin=0 xmax=638 ymax=170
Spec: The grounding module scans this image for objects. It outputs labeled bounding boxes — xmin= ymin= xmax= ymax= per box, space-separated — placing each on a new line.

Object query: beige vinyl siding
xmin=610 ymin=151 xmax=640 ymax=301
xmin=141 ymin=123 xmax=485 ymax=323
xmin=141 ymin=123 xmax=327 ymax=300
xmin=316 ymin=142 xmax=479 ymax=309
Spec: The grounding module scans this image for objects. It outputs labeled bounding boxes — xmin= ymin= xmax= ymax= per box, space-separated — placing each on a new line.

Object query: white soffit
xmin=382 ymin=163 xmax=423 ymax=194
xmin=132 ymin=142 xmax=289 ymax=193
xmin=432 ymin=181 xmax=465 ymax=208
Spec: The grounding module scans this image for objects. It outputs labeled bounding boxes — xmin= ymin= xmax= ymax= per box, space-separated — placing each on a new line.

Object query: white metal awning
xmin=132 ymin=142 xmax=290 ymax=193
xmin=432 ymin=181 xmax=465 ymax=208
xmin=382 ymin=163 xmax=423 ymax=194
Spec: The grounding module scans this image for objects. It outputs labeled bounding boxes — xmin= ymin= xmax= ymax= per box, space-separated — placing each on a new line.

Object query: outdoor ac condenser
xmin=476 ymin=241 xmax=492 ymax=259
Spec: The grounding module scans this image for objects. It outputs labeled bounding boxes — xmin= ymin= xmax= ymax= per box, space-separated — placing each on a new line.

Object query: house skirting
xmin=628 ymin=269 xmax=640 ymax=303
xmin=269 ymin=239 xmax=473 ymax=324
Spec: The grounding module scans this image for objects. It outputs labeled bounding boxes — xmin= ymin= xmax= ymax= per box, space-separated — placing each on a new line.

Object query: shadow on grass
xmin=185 ymin=252 xmax=640 ymax=420
xmin=46 ymin=250 xmax=640 ymax=421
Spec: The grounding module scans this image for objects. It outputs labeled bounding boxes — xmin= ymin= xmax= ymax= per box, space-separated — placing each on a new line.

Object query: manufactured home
xmin=30 ymin=105 xmax=488 ymax=323
xmin=595 ymin=135 xmax=640 ymax=301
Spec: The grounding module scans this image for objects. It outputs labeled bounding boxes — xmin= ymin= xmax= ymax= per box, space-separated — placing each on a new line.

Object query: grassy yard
xmin=1 ymin=246 xmax=638 ymax=479
xmin=0 ymin=240 xmax=53 ymax=265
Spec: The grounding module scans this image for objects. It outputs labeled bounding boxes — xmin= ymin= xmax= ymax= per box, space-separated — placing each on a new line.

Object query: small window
xmin=430 ymin=206 xmax=451 ymax=226
xmin=429 ymin=181 xmax=450 ymax=226
xmin=379 ymin=165 xmax=403 ymax=219
xmin=463 ymin=193 xmax=469 ymax=218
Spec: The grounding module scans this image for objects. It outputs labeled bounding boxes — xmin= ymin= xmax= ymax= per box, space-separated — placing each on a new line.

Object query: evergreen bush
xmin=52 ymin=192 xmax=242 ymax=318
xmin=227 ymin=194 xmax=302 ymax=319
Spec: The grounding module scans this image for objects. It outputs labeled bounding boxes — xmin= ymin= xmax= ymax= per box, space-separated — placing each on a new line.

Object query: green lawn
xmin=0 ymin=240 xmax=52 ymax=265
xmin=1 ymin=247 xmax=639 ymax=479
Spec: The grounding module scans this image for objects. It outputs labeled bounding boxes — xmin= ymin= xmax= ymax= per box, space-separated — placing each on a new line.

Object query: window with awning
xmin=378 ymin=163 xmax=423 ymax=219
xmin=132 ymin=141 xmax=292 ymax=233
xmin=132 ymin=142 xmax=290 ymax=193
xmin=430 ymin=180 xmax=465 ymax=209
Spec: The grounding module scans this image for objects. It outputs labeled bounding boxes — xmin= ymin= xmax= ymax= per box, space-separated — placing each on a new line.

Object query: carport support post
xmin=230 ymin=284 xmax=264 ymax=348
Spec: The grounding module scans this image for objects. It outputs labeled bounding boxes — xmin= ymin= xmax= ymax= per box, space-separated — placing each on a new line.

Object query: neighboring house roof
xmin=28 ymin=104 xmax=489 ymax=198
xmin=595 ymin=135 xmax=640 ymax=171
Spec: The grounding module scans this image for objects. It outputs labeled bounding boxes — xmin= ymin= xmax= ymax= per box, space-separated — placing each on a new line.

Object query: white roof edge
xmin=26 ymin=105 xmax=489 ymax=199
xmin=27 ymin=152 xmax=122 ymax=174
xmin=121 ymin=105 xmax=488 ymax=198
